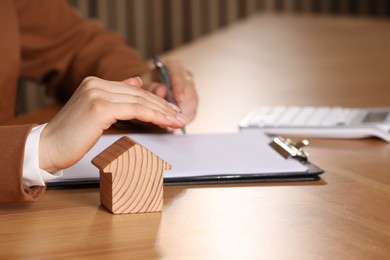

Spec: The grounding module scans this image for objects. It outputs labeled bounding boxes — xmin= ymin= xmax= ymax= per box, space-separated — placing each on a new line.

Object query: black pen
xmin=153 ymin=57 xmax=186 ymax=134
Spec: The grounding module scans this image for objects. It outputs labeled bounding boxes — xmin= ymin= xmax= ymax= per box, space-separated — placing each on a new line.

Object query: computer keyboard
xmin=239 ymin=106 xmax=390 ymax=142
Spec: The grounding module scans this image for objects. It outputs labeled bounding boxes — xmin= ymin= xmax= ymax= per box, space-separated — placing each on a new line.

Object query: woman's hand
xmin=39 ymin=76 xmax=188 ymax=173
xmin=140 ymin=59 xmax=198 ymax=122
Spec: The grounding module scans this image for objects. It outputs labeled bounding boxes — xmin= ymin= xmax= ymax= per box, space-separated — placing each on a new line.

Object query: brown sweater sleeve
xmin=16 ymin=0 xmax=150 ymax=102
xmin=0 ymin=125 xmax=45 ymax=204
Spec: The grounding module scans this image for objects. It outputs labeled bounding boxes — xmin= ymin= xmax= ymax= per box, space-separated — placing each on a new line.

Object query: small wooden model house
xmin=92 ymin=136 xmax=171 ymax=214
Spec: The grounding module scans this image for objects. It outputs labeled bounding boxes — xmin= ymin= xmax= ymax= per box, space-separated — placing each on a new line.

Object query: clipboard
xmin=47 ymin=132 xmax=324 ymax=189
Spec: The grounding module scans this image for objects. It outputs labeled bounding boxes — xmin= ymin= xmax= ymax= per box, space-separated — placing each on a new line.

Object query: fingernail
xmin=166 ymin=115 xmax=179 ymax=123
xmin=168 ymin=103 xmax=181 ymax=112
xmin=135 ymin=76 xmax=143 ymax=85
xmin=176 ymin=113 xmax=189 ymax=123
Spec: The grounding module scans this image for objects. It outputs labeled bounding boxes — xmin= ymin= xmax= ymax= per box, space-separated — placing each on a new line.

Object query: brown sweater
xmin=0 ymin=0 xmax=149 ymax=204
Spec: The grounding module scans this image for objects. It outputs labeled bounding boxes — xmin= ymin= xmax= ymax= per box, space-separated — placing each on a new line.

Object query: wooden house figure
xmin=92 ymin=136 xmax=171 ymax=214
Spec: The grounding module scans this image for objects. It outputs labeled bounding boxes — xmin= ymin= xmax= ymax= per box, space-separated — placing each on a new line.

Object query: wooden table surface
xmin=1 ymin=14 xmax=390 ymax=259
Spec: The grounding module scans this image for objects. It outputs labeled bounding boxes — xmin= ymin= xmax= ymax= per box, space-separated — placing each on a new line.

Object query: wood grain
xmin=92 ymin=136 xmax=171 ymax=214
xmin=1 ymin=15 xmax=390 ymax=259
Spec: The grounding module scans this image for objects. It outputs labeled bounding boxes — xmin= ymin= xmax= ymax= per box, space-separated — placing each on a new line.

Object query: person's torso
xmin=0 ymin=0 xmax=21 ymax=123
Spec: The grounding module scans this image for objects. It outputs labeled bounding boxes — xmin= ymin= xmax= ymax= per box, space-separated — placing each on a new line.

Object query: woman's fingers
xmin=39 ymin=76 xmax=189 ymax=173
xmin=158 ymin=60 xmax=198 ymax=120
xmin=122 ymin=76 xmax=143 ymax=88
xmin=80 ymin=78 xmax=180 ymax=115
xmin=139 ymin=59 xmax=198 ymax=121
xmin=107 ymin=102 xmax=189 ymax=126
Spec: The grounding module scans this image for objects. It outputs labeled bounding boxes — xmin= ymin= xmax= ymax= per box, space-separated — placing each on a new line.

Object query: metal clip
xmin=269 ymin=136 xmax=309 ymax=163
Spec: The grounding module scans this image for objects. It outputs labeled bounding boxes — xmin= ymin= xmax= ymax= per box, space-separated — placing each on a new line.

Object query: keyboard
xmin=239 ymin=106 xmax=390 ymax=142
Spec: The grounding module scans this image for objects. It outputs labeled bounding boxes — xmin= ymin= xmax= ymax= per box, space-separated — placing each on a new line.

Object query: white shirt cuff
xmin=23 ymin=123 xmax=63 ymax=187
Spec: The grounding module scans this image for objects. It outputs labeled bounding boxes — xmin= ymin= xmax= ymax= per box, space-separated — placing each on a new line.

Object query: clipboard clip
xmin=269 ymin=136 xmax=309 ymax=163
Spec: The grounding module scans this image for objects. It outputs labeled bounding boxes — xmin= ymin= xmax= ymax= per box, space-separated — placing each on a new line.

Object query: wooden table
xmin=1 ymin=14 xmax=390 ymax=259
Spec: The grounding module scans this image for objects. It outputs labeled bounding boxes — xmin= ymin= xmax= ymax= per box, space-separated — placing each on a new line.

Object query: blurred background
xmin=67 ymin=0 xmax=390 ymax=59
xmin=18 ymin=0 xmax=390 ymax=114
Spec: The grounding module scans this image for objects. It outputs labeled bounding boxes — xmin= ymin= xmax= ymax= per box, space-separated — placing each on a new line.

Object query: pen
xmin=153 ymin=56 xmax=186 ymax=134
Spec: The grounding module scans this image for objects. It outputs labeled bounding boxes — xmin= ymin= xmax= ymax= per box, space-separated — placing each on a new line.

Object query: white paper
xmin=49 ymin=132 xmax=307 ymax=183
